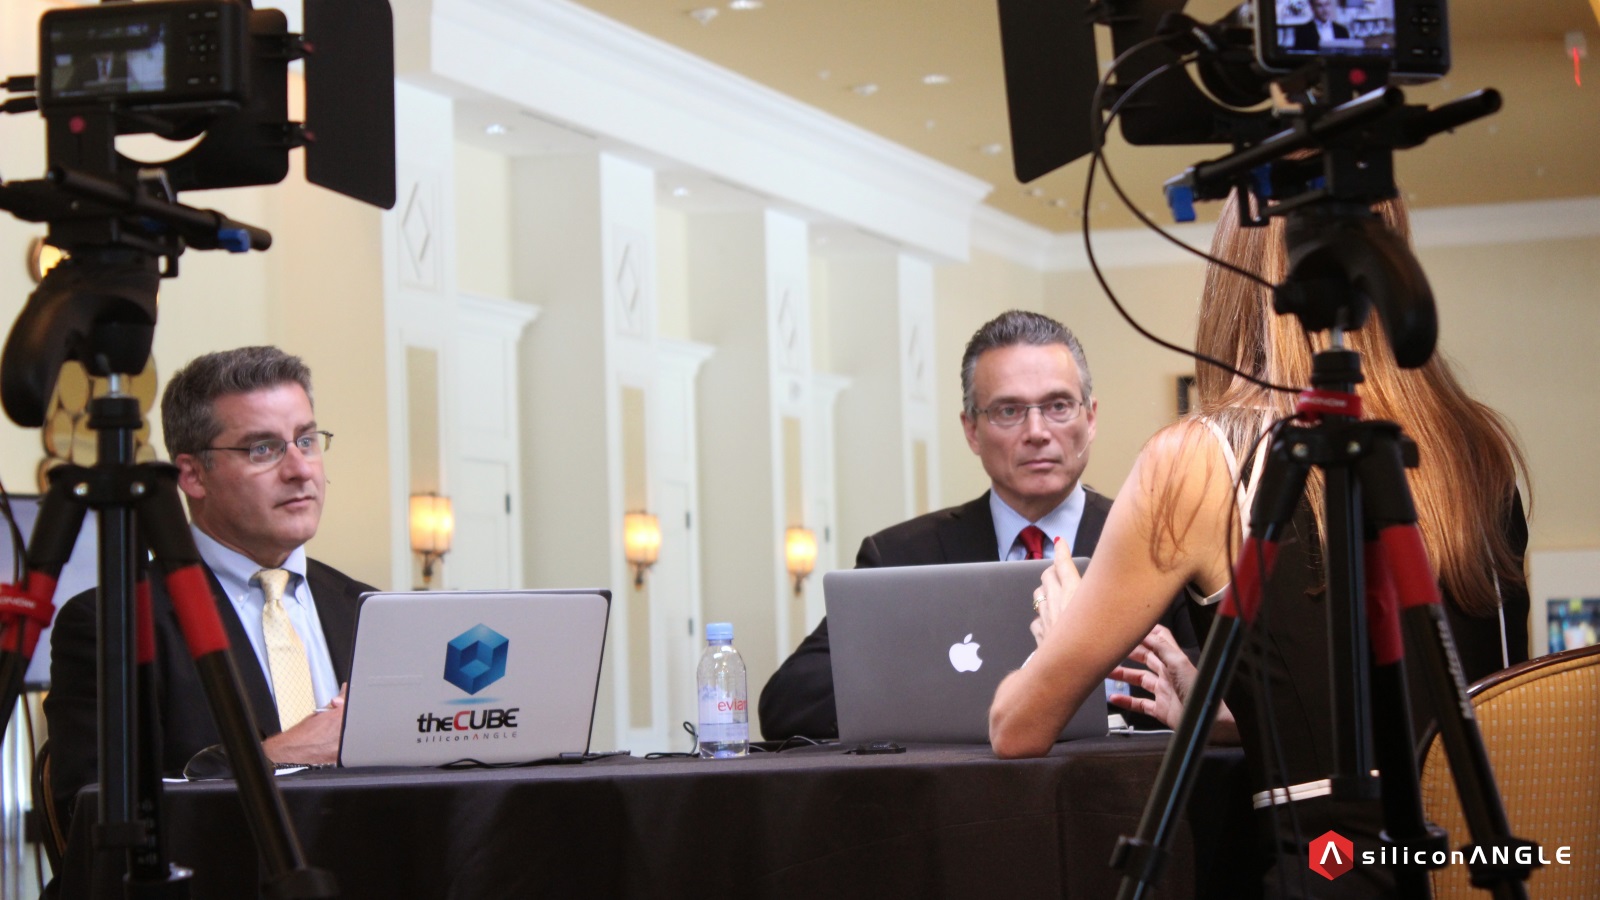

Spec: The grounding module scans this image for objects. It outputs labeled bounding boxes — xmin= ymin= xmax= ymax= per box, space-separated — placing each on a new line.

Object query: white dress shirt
xmin=990 ymin=484 xmax=1087 ymax=561
xmin=191 ymin=526 xmax=340 ymax=710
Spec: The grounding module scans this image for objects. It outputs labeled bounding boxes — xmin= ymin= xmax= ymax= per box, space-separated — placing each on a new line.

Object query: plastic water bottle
xmin=696 ymin=622 xmax=748 ymax=758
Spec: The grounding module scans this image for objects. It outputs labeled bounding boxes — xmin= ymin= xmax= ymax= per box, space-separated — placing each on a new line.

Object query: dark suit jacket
xmin=758 ymin=488 xmax=1196 ymax=740
xmin=1292 ymin=19 xmax=1350 ymax=49
xmin=44 ymin=558 xmax=370 ymax=823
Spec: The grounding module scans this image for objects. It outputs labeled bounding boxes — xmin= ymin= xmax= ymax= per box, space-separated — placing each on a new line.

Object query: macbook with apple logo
xmin=825 ymin=558 xmax=1106 ymax=744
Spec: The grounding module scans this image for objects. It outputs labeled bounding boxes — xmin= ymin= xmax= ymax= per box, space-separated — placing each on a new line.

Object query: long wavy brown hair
xmin=1185 ymin=191 xmax=1528 ymax=616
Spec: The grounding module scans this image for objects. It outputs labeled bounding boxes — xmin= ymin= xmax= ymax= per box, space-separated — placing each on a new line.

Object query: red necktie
xmin=1019 ymin=525 xmax=1049 ymax=560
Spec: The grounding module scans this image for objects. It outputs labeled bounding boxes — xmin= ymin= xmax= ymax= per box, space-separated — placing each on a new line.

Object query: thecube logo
xmin=443 ymin=624 xmax=508 ymax=694
xmin=1309 ymin=830 xmax=1355 ymax=881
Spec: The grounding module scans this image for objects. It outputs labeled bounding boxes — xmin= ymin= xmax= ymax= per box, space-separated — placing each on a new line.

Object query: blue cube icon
xmin=443 ymin=624 xmax=509 ymax=694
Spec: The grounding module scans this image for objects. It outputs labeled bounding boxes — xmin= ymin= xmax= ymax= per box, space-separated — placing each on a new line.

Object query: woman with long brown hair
xmin=989 ymin=191 xmax=1530 ymax=896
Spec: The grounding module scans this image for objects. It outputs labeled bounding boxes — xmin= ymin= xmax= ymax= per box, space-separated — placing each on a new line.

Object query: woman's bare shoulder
xmin=1127 ymin=417 xmax=1239 ymax=555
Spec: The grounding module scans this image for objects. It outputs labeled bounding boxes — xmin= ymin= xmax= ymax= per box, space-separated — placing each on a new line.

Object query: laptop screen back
xmin=338 ymin=589 xmax=609 ymax=767
xmin=826 ymin=558 xmax=1105 ymax=744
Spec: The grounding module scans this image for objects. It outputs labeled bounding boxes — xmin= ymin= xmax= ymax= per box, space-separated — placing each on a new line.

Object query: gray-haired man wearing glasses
xmin=760 ymin=311 xmax=1195 ymax=740
xmin=46 ymin=346 xmax=373 ymax=826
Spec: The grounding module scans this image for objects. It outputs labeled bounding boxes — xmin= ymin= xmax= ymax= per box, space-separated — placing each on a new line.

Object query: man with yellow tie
xmin=46 ymin=346 xmax=373 ymax=825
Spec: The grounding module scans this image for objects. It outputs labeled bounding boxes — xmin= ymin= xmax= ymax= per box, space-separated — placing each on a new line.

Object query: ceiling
xmin=542 ymin=0 xmax=1599 ymax=232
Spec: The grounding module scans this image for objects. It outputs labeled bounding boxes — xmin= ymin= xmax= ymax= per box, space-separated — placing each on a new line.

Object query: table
xmin=58 ymin=736 xmax=1255 ymax=899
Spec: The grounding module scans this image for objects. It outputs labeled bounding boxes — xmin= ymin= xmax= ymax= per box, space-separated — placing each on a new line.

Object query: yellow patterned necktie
xmin=256 ymin=568 xmax=316 ymax=731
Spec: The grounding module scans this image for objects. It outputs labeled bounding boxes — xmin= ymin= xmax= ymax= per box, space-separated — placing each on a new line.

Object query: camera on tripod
xmin=997 ymin=0 xmax=1456 ymax=187
xmin=0 ymin=0 xmax=396 ymax=429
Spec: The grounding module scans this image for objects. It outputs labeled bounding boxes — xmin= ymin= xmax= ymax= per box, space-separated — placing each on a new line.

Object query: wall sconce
xmin=409 ymin=492 xmax=454 ymax=590
xmin=623 ymin=511 xmax=661 ymax=588
xmin=785 ymin=527 xmax=817 ymax=595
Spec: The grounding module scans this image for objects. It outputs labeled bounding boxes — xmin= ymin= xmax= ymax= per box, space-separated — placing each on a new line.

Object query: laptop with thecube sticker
xmin=337 ymin=589 xmax=609 ymax=767
xmin=826 ymin=558 xmax=1106 ymax=745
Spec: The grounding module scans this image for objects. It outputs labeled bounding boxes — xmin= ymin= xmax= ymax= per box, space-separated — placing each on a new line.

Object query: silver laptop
xmin=827 ymin=558 xmax=1106 ymax=745
xmin=338 ymin=589 xmax=610 ymax=767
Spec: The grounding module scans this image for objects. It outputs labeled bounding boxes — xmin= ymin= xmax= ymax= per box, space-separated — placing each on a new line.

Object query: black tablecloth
xmin=59 ymin=736 xmax=1254 ymax=899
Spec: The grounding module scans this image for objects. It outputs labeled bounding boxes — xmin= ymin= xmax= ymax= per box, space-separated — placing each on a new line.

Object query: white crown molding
xmin=423 ymin=0 xmax=992 ymax=262
xmin=1410 ymin=196 xmax=1600 ymax=248
xmin=970 ymin=195 xmax=1600 ymax=273
xmin=969 ymin=204 xmax=1059 ymax=270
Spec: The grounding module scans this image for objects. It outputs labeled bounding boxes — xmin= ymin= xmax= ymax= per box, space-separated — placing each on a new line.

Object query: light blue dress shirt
xmin=990 ymin=484 xmax=1087 ymax=561
xmin=192 ymin=527 xmax=340 ymax=710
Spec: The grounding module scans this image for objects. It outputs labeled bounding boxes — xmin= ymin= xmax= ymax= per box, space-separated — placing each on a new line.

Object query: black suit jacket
xmin=1292 ymin=20 xmax=1350 ymax=48
xmin=44 ymin=558 xmax=370 ymax=823
xmin=758 ymin=488 xmax=1193 ymax=740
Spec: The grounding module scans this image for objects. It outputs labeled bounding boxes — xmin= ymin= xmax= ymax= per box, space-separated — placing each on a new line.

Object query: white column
xmin=511 ymin=150 xmax=661 ymax=751
xmin=687 ymin=208 xmax=812 ymax=736
xmin=823 ymin=251 xmax=939 ymax=564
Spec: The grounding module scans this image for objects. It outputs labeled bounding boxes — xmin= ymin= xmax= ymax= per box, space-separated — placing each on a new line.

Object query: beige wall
xmin=929 ymin=226 xmax=1600 ymax=556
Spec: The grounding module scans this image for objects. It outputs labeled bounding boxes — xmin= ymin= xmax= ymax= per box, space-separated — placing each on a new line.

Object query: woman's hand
xmin=1029 ymin=539 xmax=1080 ymax=646
xmin=1109 ymin=625 xmax=1239 ymax=742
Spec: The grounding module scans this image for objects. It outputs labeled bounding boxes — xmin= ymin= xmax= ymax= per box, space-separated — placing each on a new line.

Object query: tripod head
xmin=1 ymin=247 xmax=159 ymax=429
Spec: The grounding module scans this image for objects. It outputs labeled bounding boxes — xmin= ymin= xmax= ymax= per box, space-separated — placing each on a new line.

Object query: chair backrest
xmin=31 ymin=738 xmax=68 ymax=878
xmin=1418 ymin=643 xmax=1600 ymax=898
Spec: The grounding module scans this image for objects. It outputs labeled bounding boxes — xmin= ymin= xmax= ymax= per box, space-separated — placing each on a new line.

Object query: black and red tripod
xmin=0 ymin=243 xmax=336 ymax=898
xmin=1110 ymin=199 xmax=1537 ymax=899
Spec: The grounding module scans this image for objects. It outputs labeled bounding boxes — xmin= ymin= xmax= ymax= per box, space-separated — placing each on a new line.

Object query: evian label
xmin=698 ymin=693 xmax=747 ymax=743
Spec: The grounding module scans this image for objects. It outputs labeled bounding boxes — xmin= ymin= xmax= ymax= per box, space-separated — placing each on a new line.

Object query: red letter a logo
xmin=1308 ymin=830 xmax=1355 ymax=880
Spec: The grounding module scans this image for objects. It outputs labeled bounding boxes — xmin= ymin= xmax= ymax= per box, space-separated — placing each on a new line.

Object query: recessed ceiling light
xmin=484 ymin=123 xmax=508 ymax=136
xmin=671 ymin=186 xmax=691 ymax=198
xmin=850 ymin=83 xmax=879 ymax=96
xmin=924 ymin=119 xmax=936 ymax=130
xmin=921 ymin=74 xmax=950 ymax=85
xmin=688 ymin=7 xmax=718 ymax=24
xmin=727 ymin=0 xmax=762 ymax=9
xmin=978 ymin=142 xmax=1004 ymax=155
xmin=1024 ymin=187 xmax=1044 ymax=197
xmin=1049 ymin=198 xmax=1070 ymax=208
xmin=817 ymin=69 xmax=831 ymax=81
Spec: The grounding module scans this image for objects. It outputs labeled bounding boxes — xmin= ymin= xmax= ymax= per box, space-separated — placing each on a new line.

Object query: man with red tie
xmin=760 ymin=311 xmax=1194 ymax=740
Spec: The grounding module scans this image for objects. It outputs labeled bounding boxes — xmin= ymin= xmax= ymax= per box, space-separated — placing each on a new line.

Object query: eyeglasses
xmin=204 ymin=431 xmax=333 ymax=466
xmin=978 ymin=399 xmax=1083 ymax=428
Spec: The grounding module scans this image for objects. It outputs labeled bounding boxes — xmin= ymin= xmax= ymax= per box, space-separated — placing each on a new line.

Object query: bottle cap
xmin=706 ymin=622 xmax=734 ymax=641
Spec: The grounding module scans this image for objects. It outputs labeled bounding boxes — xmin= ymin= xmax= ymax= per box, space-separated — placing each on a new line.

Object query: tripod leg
xmin=1113 ymin=430 xmax=1310 ymax=900
xmin=1362 ymin=436 xmax=1534 ymax=899
xmin=1113 ymin=609 xmax=1248 ymax=899
xmin=1385 ymin=528 xmax=1535 ymax=899
xmin=126 ymin=554 xmax=193 ymax=890
xmin=1363 ymin=546 xmax=1439 ymax=898
xmin=0 ymin=473 xmax=88 ymax=740
xmin=134 ymin=463 xmax=337 ymax=899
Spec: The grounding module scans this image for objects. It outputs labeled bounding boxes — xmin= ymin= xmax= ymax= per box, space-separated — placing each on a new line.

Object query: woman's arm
xmin=989 ymin=424 xmax=1237 ymax=758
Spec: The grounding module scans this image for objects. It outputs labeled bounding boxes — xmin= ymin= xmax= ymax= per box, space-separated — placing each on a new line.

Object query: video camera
xmin=997 ymin=0 xmax=1453 ymax=184
xmin=0 ymin=0 xmax=396 ymax=428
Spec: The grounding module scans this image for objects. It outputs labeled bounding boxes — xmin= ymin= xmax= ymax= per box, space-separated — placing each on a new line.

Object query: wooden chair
xmin=1418 ymin=643 xmax=1600 ymax=897
xmin=31 ymin=738 xmax=69 ymax=882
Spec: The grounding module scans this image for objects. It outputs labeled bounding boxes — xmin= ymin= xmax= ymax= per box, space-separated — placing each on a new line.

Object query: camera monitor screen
xmin=48 ymin=19 xmax=169 ymax=101
xmin=1269 ymin=0 xmax=1397 ymax=61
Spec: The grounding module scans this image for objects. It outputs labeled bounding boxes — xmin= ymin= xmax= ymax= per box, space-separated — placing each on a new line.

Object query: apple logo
xmin=948 ymin=634 xmax=983 ymax=672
